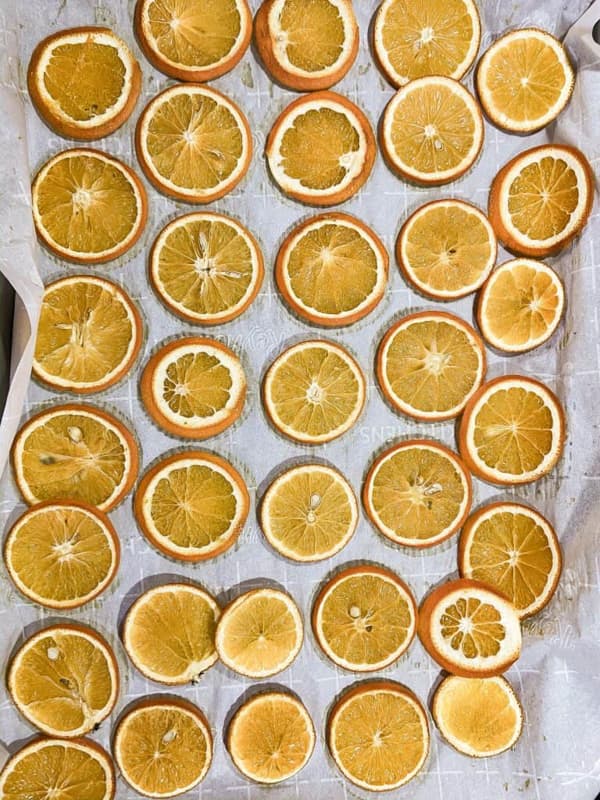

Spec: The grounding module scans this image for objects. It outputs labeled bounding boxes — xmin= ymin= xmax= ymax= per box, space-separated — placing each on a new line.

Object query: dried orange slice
xmin=373 ymin=0 xmax=481 ymax=87
xmin=150 ymin=212 xmax=263 ymax=325
xmin=266 ymin=91 xmax=376 ymax=205
xmin=113 ymin=697 xmax=212 ymax=797
xmin=134 ymin=451 xmax=249 ymax=562
xmin=3 ymin=501 xmax=119 ymax=609
xmin=259 ymin=463 xmax=358 ymax=562
xmin=32 ymin=148 xmax=147 ymax=264
xmin=140 ymin=337 xmax=246 ymax=439
xmin=312 ymin=565 xmax=417 ymax=671
xmin=476 ymin=28 xmax=574 ymax=133
xmin=458 ymin=501 xmax=562 ymax=619
xmin=327 ymin=680 xmax=429 ymax=790
xmin=136 ymin=84 xmax=252 ymax=203
xmin=419 ymin=578 xmax=522 ymax=677
xmin=123 ymin=583 xmax=219 ymax=685
xmin=215 ymin=588 xmax=303 ymax=678
xmin=488 ymin=144 xmax=594 ymax=257
xmin=33 ymin=275 xmax=143 ymax=394
xmin=381 ymin=76 xmax=483 ymax=185
xmin=363 ymin=439 xmax=472 ymax=548
xmin=458 ymin=375 xmax=566 ymax=485
xmin=7 ymin=623 xmax=119 ymax=737
xmin=28 ymin=27 xmax=141 ymax=140
xmin=397 ymin=199 xmax=497 ymax=300
xmin=254 ymin=0 xmax=359 ymax=91
xmin=226 ymin=691 xmax=315 ymax=784
xmin=275 ymin=212 xmax=388 ymax=326
xmin=11 ymin=404 xmax=139 ymax=511
xmin=135 ymin=0 xmax=252 ymax=82
xmin=0 ymin=738 xmax=115 ymax=800
xmin=477 ymin=258 xmax=565 ymax=353
xmin=377 ymin=311 xmax=486 ymax=421
xmin=263 ymin=339 xmax=366 ymax=444
xmin=432 ymin=675 xmax=523 ymax=757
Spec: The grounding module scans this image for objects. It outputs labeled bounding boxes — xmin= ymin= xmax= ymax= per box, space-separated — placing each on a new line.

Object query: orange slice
xmin=150 ymin=212 xmax=263 ymax=325
xmin=377 ymin=311 xmax=486 ymax=421
xmin=488 ymin=144 xmax=594 ymax=257
xmin=327 ymin=680 xmax=429 ymax=790
xmin=266 ymin=91 xmax=376 ymax=205
xmin=381 ymin=76 xmax=484 ymax=185
xmin=275 ymin=212 xmax=388 ymax=326
xmin=397 ymin=199 xmax=497 ymax=300
xmin=458 ymin=501 xmax=562 ymax=619
xmin=363 ymin=439 xmax=472 ymax=548
xmin=136 ymin=84 xmax=252 ymax=203
xmin=28 ymin=27 xmax=141 ymax=139
xmin=458 ymin=375 xmax=566 ymax=485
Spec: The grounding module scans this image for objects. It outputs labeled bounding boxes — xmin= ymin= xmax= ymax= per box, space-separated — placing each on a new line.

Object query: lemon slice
xmin=4 ymin=501 xmax=119 ymax=609
xmin=32 ymin=148 xmax=147 ymax=264
xmin=7 ymin=623 xmax=119 ymax=738
xmin=275 ymin=212 xmax=388 ymax=326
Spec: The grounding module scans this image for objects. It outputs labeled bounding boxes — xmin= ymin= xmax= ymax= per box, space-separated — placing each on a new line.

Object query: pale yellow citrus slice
xmin=227 ymin=691 xmax=315 ymax=784
xmin=122 ymin=583 xmax=219 ymax=685
xmin=260 ymin=463 xmax=358 ymax=562
xmin=113 ymin=698 xmax=212 ymax=798
xmin=458 ymin=501 xmax=562 ymax=618
xmin=150 ymin=212 xmax=264 ymax=325
xmin=397 ymin=199 xmax=497 ymax=299
xmin=7 ymin=623 xmax=119 ymax=737
xmin=363 ymin=439 xmax=472 ymax=548
xmin=328 ymin=681 xmax=429 ymax=791
xmin=377 ymin=311 xmax=486 ymax=421
xmin=3 ymin=501 xmax=119 ymax=609
xmin=381 ymin=76 xmax=484 ymax=185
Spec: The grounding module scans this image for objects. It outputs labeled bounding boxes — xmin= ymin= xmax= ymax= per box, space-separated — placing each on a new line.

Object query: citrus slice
xmin=215 ymin=588 xmax=303 ymax=678
xmin=476 ymin=28 xmax=575 ymax=133
xmin=327 ymin=680 xmax=429 ymax=791
xmin=226 ymin=691 xmax=315 ymax=784
xmin=150 ymin=212 xmax=264 ymax=325
xmin=134 ymin=451 xmax=249 ymax=562
xmin=488 ymin=144 xmax=594 ymax=257
xmin=432 ymin=675 xmax=523 ymax=757
xmin=263 ymin=339 xmax=366 ymax=444
xmin=275 ymin=212 xmax=388 ymax=327
xmin=28 ymin=26 xmax=141 ymax=139
xmin=7 ymin=623 xmax=119 ymax=738
xmin=0 ymin=738 xmax=115 ymax=800
xmin=458 ymin=501 xmax=562 ymax=619
xmin=397 ymin=199 xmax=497 ymax=300
xmin=476 ymin=258 xmax=565 ymax=353
xmin=458 ymin=375 xmax=566 ymax=485
xmin=381 ymin=76 xmax=484 ymax=185
xmin=11 ymin=404 xmax=139 ymax=511
xmin=418 ymin=578 xmax=522 ymax=677
xmin=373 ymin=0 xmax=481 ymax=87
xmin=3 ymin=501 xmax=119 ymax=609
xmin=140 ymin=337 xmax=246 ymax=439
xmin=122 ymin=582 xmax=219 ymax=685
xmin=266 ymin=91 xmax=376 ymax=205
xmin=135 ymin=0 xmax=252 ymax=82
xmin=254 ymin=0 xmax=359 ymax=91
xmin=259 ymin=463 xmax=358 ymax=562
xmin=33 ymin=275 xmax=143 ymax=394
xmin=312 ymin=565 xmax=417 ymax=671
xmin=363 ymin=439 xmax=472 ymax=548
xmin=376 ymin=311 xmax=486 ymax=421
xmin=136 ymin=84 xmax=251 ymax=203
xmin=32 ymin=148 xmax=147 ymax=264
xmin=113 ymin=698 xmax=212 ymax=798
